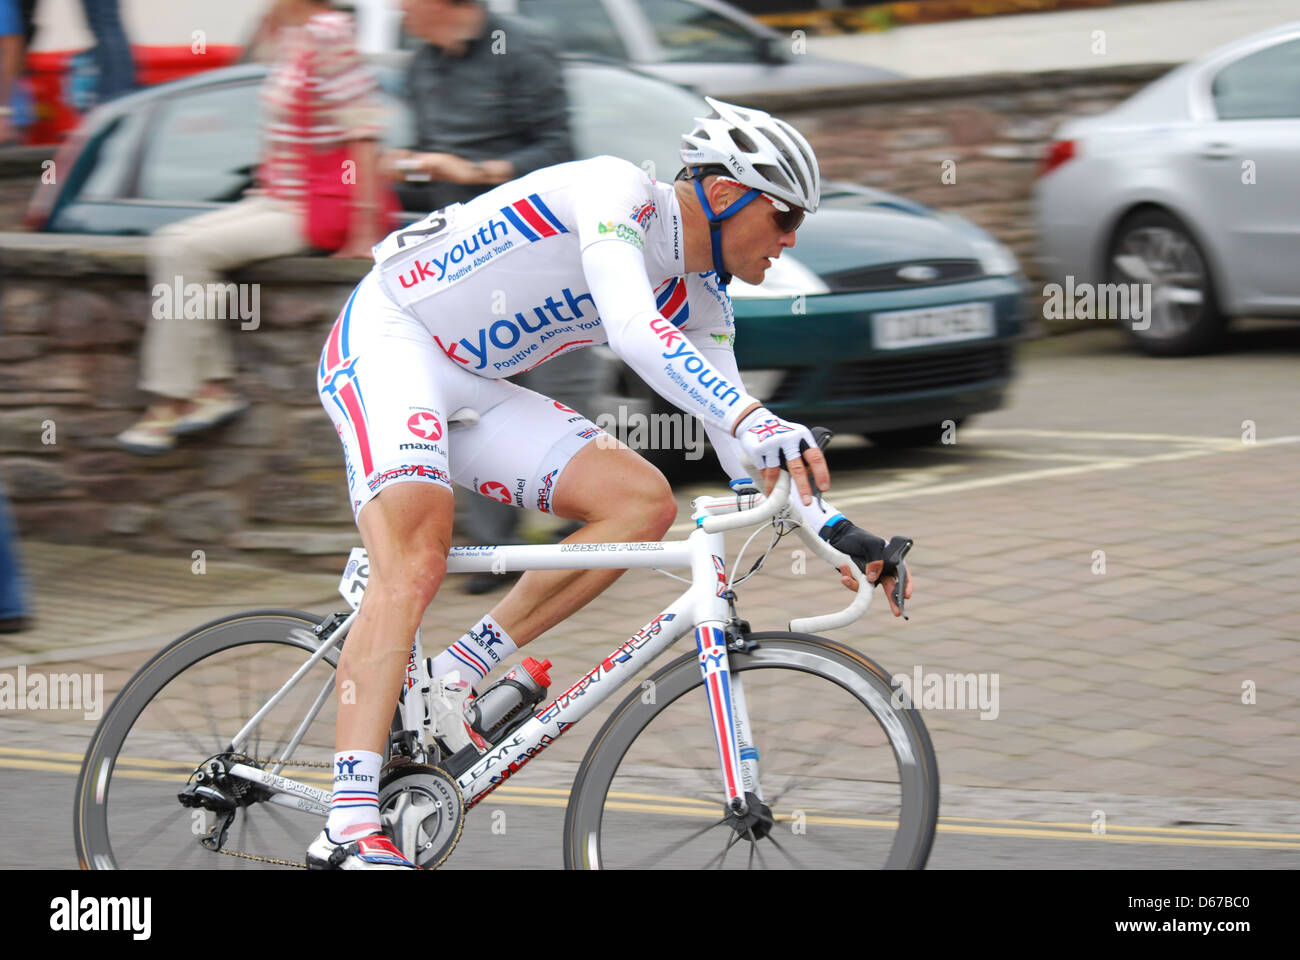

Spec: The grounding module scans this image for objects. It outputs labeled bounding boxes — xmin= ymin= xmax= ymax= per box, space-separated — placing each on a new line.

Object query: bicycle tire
xmin=562 ymin=632 xmax=939 ymax=870
xmin=74 ymin=609 xmax=375 ymax=870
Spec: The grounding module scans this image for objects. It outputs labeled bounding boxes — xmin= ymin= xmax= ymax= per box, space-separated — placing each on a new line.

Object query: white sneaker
xmin=305 ymin=830 xmax=417 ymax=870
xmin=427 ymin=670 xmax=488 ymax=755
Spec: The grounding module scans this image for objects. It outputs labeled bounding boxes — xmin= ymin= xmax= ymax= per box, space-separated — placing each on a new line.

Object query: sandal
xmin=116 ymin=413 xmax=180 ymax=456
xmin=172 ymin=394 xmax=250 ymax=436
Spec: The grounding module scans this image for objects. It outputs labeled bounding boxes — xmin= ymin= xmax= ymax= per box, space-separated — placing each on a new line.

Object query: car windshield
xmin=640 ymin=0 xmax=765 ymax=64
xmin=515 ymin=0 xmax=628 ymax=60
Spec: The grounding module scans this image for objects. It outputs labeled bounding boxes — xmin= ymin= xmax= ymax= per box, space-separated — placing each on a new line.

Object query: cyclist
xmin=309 ymin=98 xmax=913 ymax=868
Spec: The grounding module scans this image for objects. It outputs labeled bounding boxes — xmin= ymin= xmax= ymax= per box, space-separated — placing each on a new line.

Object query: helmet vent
xmin=729 ymin=129 xmax=758 ymax=154
xmin=753 ymin=163 xmax=792 ymax=195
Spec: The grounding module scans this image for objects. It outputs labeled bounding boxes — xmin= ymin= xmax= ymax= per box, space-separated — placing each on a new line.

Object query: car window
xmin=134 ymin=78 xmax=414 ymax=203
xmin=78 ymin=109 xmax=152 ymax=201
xmin=516 ymin=0 xmax=627 ymax=60
xmin=1211 ymin=37 xmax=1300 ymax=120
xmin=565 ymin=62 xmax=706 ymax=180
xmin=136 ymin=83 xmax=263 ymax=202
xmin=639 ymin=0 xmax=762 ymax=64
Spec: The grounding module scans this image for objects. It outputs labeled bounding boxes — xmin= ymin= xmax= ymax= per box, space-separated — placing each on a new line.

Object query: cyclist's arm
xmin=690 ymin=336 xmax=847 ymax=531
xmin=581 ymin=240 xmax=761 ymax=435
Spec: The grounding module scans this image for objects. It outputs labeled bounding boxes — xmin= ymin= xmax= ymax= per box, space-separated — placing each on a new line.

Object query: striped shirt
xmin=258 ymin=11 xmax=384 ymax=207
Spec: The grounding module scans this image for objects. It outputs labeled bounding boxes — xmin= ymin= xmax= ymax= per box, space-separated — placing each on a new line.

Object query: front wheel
xmin=563 ymin=633 xmax=939 ymax=869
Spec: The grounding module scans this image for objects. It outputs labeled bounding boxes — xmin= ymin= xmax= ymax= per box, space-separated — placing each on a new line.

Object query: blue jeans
xmin=79 ymin=0 xmax=135 ymax=102
xmin=0 ymin=483 xmax=27 ymax=620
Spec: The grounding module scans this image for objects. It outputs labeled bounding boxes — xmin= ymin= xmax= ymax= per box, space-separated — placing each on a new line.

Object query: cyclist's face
xmin=711 ymin=180 xmax=800 ymax=285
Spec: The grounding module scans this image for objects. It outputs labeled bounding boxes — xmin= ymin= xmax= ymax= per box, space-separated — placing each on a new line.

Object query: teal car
xmin=28 ymin=56 xmax=1024 ymax=457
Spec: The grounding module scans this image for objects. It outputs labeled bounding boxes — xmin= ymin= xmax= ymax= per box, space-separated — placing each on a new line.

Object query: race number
xmin=372 ymin=204 xmax=461 ymax=265
xmin=338 ymin=547 xmax=370 ymax=610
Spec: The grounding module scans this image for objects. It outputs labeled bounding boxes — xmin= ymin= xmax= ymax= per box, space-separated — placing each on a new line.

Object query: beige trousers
xmin=140 ymin=194 xmax=308 ymax=399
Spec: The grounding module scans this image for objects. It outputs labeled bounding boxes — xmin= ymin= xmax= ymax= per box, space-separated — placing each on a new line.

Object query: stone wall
xmin=0 ymin=63 xmax=1175 ymax=557
xmin=0 ymin=237 xmax=369 ymax=567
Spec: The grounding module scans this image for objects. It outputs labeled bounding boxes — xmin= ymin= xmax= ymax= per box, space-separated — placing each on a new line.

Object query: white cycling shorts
xmin=317 ymin=271 xmax=605 ymax=522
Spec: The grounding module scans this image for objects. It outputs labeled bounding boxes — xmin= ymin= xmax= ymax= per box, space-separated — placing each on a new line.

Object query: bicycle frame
xmin=222 ymin=474 xmax=873 ymax=823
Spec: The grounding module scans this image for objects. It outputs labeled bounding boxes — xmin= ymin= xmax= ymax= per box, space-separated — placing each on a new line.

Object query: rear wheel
xmin=74 ymin=610 xmax=398 ymax=870
xmin=1107 ymin=208 xmax=1227 ymax=356
xmin=563 ymin=633 xmax=939 ymax=869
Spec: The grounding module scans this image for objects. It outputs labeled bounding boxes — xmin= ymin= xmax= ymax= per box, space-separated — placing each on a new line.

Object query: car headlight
xmin=727 ymin=254 xmax=830 ymax=299
xmin=737 ymin=369 xmax=785 ymax=403
xmin=969 ymin=237 xmax=1021 ymax=277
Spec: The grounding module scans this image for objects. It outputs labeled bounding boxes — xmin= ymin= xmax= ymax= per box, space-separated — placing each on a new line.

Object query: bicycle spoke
xmin=146 ymin=698 xmax=215 ymax=759
xmin=707 ymin=828 xmax=744 ymax=870
xmin=763 ymin=831 xmax=808 ymax=869
xmin=623 ymin=815 xmax=730 ymax=871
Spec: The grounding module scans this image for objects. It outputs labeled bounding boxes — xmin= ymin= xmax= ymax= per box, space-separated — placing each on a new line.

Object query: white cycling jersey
xmin=371 ymin=155 xmax=760 ymax=435
xmin=319 ymin=154 xmax=842 ymax=532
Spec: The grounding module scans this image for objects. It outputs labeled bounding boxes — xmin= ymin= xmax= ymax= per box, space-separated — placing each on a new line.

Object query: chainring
xmin=378 ymin=760 xmax=465 ymax=869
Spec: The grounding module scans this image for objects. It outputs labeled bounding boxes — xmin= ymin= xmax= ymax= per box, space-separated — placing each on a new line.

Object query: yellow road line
xmin=18 ymin=752 xmax=1297 ymax=850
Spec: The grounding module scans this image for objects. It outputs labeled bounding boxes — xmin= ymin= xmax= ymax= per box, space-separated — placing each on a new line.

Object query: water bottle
xmin=465 ymin=657 xmax=553 ymax=745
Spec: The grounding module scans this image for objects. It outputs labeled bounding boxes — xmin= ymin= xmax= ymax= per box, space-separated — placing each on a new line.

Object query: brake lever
xmin=881 ymin=536 xmax=913 ymax=620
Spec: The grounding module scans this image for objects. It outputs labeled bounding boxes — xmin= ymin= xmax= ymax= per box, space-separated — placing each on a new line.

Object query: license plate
xmin=872 ymin=302 xmax=995 ymax=350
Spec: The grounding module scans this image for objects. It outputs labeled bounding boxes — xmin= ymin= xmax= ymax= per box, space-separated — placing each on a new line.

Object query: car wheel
xmin=1106 ymin=209 xmax=1227 ymax=356
xmin=865 ymin=419 xmax=963 ymax=449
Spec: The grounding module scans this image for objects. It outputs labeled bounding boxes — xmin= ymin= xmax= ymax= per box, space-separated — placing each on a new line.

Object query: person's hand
xmin=824 ymin=519 xmax=914 ymax=617
xmin=735 ymin=406 xmax=828 ymax=505
xmin=382 ymin=148 xmax=416 ymax=181
xmin=837 ymin=560 xmax=913 ymax=617
xmin=424 ymin=152 xmax=486 ymax=185
xmin=476 ymin=159 xmax=513 ymax=184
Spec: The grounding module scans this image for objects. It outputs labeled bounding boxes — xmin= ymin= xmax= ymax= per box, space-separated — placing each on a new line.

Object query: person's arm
xmin=307 ymin=14 xmax=387 ymax=256
xmin=488 ymin=28 xmax=573 ymax=178
xmin=0 ymin=31 xmax=21 ymax=142
xmin=691 ymin=337 xmax=910 ymax=610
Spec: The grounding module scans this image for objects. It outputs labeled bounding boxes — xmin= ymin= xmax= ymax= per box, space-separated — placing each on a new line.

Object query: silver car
xmin=346 ymin=0 xmax=896 ymax=95
xmin=1034 ymin=20 xmax=1300 ymax=355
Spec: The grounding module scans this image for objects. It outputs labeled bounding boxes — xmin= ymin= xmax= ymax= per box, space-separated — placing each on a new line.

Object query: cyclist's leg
xmin=447 ymin=385 xmax=677 ymax=653
xmin=317 ymin=275 xmax=464 ymax=857
xmin=341 ymin=482 xmax=453 ymax=756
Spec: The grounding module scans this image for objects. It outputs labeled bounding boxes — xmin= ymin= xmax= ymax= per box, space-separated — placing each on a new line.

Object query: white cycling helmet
xmin=680 ymin=96 xmax=821 ymax=214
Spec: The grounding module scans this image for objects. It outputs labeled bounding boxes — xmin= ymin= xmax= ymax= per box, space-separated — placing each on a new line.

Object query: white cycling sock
xmin=325 ymin=749 xmax=383 ymax=842
xmin=430 ymin=614 xmax=519 ymax=683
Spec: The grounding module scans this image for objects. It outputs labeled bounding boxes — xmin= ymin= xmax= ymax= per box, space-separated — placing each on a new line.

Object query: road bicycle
xmin=74 ymin=467 xmax=938 ymax=869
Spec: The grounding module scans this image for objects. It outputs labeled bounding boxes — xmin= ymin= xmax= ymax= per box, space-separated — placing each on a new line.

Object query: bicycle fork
xmin=694 ymin=624 xmax=764 ymax=819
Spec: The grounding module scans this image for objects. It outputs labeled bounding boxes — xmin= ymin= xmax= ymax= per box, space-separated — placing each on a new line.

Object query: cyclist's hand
xmin=824 ymin=519 xmax=914 ymax=617
xmin=735 ymin=407 xmax=829 ymax=506
xmin=838 ymin=561 xmax=914 ymax=617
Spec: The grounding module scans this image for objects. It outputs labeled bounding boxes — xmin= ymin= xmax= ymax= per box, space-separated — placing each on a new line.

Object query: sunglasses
xmin=716 ymin=177 xmax=805 ymax=234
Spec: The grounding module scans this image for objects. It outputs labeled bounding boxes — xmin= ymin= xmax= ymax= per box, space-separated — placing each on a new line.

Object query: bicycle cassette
xmin=378 ymin=761 xmax=464 ymax=869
